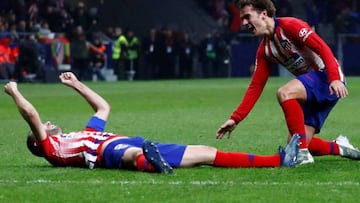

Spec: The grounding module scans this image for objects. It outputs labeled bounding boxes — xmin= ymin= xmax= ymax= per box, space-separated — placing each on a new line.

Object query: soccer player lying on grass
xmin=4 ymin=72 xmax=300 ymax=174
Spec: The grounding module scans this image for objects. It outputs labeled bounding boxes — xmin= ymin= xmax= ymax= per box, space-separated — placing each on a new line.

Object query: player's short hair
xmin=26 ymin=132 xmax=45 ymax=157
xmin=235 ymin=0 xmax=276 ymax=17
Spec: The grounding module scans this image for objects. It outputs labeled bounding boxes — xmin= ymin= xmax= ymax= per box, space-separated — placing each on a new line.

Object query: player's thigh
xmin=122 ymin=147 xmax=142 ymax=163
xmin=180 ymin=145 xmax=217 ymax=167
xmin=277 ymin=79 xmax=307 ymax=102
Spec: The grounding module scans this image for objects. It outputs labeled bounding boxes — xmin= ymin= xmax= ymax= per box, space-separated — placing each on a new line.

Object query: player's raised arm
xmin=4 ymin=82 xmax=47 ymax=141
xmin=59 ymin=72 xmax=111 ymax=121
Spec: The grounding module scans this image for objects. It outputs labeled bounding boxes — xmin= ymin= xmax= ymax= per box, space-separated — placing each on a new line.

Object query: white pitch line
xmin=0 ymin=179 xmax=359 ymax=186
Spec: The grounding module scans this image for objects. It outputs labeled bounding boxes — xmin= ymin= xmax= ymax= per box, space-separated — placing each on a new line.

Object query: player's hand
xmin=216 ymin=119 xmax=237 ymax=139
xmin=4 ymin=81 xmax=18 ymax=96
xmin=329 ymin=80 xmax=348 ymax=99
xmin=59 ymin=72 xmax=79 ymax=87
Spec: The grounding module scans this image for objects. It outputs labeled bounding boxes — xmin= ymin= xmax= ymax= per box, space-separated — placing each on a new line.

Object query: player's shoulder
xmin=277 ymin=17 xmax=309 ymax=28
xmin=276 ymin=17 xmax=313 ymax=40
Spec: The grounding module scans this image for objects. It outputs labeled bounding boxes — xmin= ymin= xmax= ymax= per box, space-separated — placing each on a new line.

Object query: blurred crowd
xmin=0 ymin=0 xmax=232 ymax=82
xmin=1 ymin=0 xmax=360 ymax=82
xmin=0 ymin=0 xmax=104 ymax=82
xmin=200 ymin=0 xmax=360 ymax=39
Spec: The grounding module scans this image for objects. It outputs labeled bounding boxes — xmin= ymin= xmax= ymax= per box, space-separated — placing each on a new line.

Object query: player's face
xmin=43 ymin=121 xmax=62 ymax=135
xmin=240 ymin=5 xmax=268 ymax=36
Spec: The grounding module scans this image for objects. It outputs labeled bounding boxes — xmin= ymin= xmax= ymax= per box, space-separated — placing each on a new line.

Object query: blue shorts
xmin=297 ymin=71 xmax=342 ymax=133
xmin=102 ymin=136 xmax=187 ymax=169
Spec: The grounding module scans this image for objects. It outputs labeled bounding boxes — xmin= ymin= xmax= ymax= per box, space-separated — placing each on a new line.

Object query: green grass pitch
xmin=1 ymin=77 xmax=359 ymax=202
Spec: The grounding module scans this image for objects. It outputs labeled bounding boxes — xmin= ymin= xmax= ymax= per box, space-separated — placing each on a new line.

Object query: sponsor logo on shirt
xmin=280 ymin=40 xmax=292 ymax=50
xmin=299 ymin=28 xmax=308 ymax=38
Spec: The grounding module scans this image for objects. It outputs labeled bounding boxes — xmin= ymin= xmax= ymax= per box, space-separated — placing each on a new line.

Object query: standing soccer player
xmin=216 ymin=0 xmax=359 ymax=165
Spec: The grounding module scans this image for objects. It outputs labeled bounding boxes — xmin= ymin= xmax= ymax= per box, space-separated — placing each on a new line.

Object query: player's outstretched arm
xmin=4 ymin=82 xmax=47 ymax=141
xmin=59 ymin=72 xmax=110 ymax=121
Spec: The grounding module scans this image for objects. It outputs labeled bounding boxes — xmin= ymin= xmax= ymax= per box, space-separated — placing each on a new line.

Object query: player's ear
xmin=26 ymin=132 xmax=45 ymax=157
xmin=262 ymin=10 xmax=267 ymax=18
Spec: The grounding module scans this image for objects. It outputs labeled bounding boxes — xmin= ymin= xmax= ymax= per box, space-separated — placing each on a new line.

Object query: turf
xmin=1 ymin=77 xmax=359 ymax=202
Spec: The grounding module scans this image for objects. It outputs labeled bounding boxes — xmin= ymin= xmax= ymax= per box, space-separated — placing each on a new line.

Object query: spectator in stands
xmin=5 ymin=11 xmax=17 ymax=27
xmin=37 ymin=21 xmax=54 ymax=43
xmin=125 ymin=29 xmax=140 ymax=80
xmin=70 ymin=26 xmax=104 ymax=81
xmin=178 ymin=31 xmax=196 ymax=78
xmin=104 ymin=26 xmax=115 ymax=40
xmin=71 ymin=1 xmax=92 ymax=33
xmin=27 ymin=0 xmax=40 ymax=23
xmin=111 ymin=27 xmax=128 ymax=80
xmin=16 ymin=20 xmax=29 ymax=35
xmin=199 ymin=32 xmax=219 ymax=78
xmin=58 ymin=8 xmax=73 ymax=37
xmin=87 ymin=0 xmax=104 ymax=24
xmin=0 ymin=17 xmax=10 ymax=39
xmin=40 ymin=3 xmax=63 ymax=33
xmin=0 ymin=37 xmax=16 ymax=80
xmin=53 ymin=0 xmax=71 ymax=14
xmin=141 ymin=27 xmax=160 ymax=80
xmin=90 ymin=37 xmax=106 ymax=81
xmin=14 ymin=34 xmax=44 ymax=82
xmin=159 ymin=27 xmax=178 ymax=79
xmin=70 ymin=26 xmax=91 ymax=81
xmin=213 ymin=31 xmax=229 ymax=78
xmin=8 ymin=34 xmax=19 ymax=65
xmin=8 ymin=22 xmax=18 ymax=40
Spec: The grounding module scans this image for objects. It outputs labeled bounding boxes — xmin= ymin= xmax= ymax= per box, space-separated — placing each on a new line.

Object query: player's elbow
xmin=105 ymin=102 xmax=111 ymax=113
xmin=100 ymin=101 xmax=111 ymax=114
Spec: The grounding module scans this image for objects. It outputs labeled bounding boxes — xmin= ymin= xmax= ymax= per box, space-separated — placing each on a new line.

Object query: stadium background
xmin=0 ymin=0 xmax=359 ymax=82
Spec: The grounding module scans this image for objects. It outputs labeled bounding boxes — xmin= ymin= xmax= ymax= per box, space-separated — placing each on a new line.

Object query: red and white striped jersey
xmin=230 ymin=17 xmax=345 ymax=123
xmin=38 ymin=131 xmax=127 ymax=169
xmin=258 ymin=17 xmax=344 ymax=81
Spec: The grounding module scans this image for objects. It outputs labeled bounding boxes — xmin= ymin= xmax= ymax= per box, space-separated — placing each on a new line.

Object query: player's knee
xmin=185 ymin=145 xmax=217 ymax=155
xmin=182 ymin=145 xmax=217 ymax=166
xmin=198 ymin=145 xmax=217 ymax=153
xmin=277 ymin=86 xmax=291 ymax=102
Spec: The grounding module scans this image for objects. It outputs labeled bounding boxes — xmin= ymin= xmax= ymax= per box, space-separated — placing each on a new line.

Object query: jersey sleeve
xmin=230 ymin=44 xmax=272 ymax=123
xmin=281 ymin=18 xmax=342 ymax=82
xmin=85 ymin=116 xmax=106 ymax=132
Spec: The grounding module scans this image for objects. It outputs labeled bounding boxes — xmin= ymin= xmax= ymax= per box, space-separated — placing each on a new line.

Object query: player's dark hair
xmin=235 ymin=0 xmax=276 ymax=17
xmin=26 ymin=132 xmax=45 ymax=157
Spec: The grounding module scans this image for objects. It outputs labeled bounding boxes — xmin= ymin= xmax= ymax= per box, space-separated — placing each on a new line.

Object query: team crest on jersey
xmin=280 ymin=40 xmax=292 ymax=50
xmin=299 ymin=28 xmax=308 ymax=38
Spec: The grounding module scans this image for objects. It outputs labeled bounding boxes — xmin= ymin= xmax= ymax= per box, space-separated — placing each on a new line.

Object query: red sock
xmin=135 ymin=154 xmax=155 ymax=172
xmin=213 ymin=150 xmax=281 ymax=168
xmin=280 ymin=99 xmax=307 ymax=149
xmin=308 ymin=136 xmax=339 ymax=156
